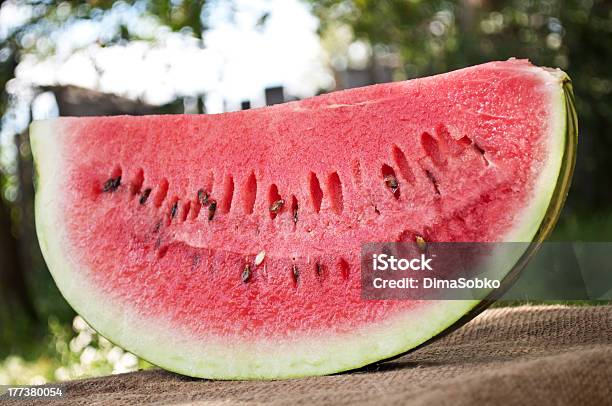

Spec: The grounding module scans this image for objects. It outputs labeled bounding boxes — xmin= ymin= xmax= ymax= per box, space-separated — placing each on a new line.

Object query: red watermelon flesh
xmin=32 ymin=59 xmax=576 ymax=379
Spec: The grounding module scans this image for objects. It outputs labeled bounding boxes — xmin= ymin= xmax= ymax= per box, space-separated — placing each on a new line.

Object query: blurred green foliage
xmin=0 ymin=315 xmax=150 ymax=385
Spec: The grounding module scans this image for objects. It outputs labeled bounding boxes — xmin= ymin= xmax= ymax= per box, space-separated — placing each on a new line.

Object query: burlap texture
xmin=8 ymin=305 xmax=612 ymax=405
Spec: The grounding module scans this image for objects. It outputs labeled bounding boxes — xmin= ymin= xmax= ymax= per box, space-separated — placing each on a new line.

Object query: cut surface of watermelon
xmin=32 ymin=59 xmax=576 ymax=379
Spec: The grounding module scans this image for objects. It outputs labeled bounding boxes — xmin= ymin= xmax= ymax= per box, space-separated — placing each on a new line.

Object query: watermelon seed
xmin=291 ymin=265 xmax=299 ymax=286
xmin=384 ymin=175 xmax=399 ymax=193
xmin=103 ymin=176 xmax=121 ymax=193
xmin=170 ymin=201 xmax=178 ymax=219
xmin=139 ymin=188 xmax=152 ymax=205
xmin=424 ymin=170 xmax=440 ymax=195
xmin=473 ymin=143 xmax=489 ymax=166
xmin=255 ymin=251 xmax=266 ymax=266
xmin=269 ymin=199 xmax=285 ymax=214
xmin=268 ymin=184 xmax=283 ymax=219
xmin=374 ymin=205 xmax=380 ymax=215
xmin=381 ymin=165 xmax=400 ymax=199
xmin=415 ymin=235 xmax=427 ymax=252
xmin=242 ymin=264 xmax=252 ymax=283
xmin=291 ymin=197 xmax=298 ymax=224
xmin=198 ymin=189 xmax=210 ymax=206
xmin=208 ymin=200 xmax=217 ymax=221
xmin=315 ymin=262 xmax=323 ymax=277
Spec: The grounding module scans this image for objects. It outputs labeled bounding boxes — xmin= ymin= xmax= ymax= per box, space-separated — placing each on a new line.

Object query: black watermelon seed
xmin=103 ymin=176 xmax=121 ymax=193
xmin=242 ymin=264 xmax=251 ymax=283
xmin=425 ymin=170 xmax=440 ymax=195
xmin=292 ymin=265 xmax=299 ymax=284
xmin=170 ymin=201 xmax=178 ymax=218
xmin=198 ymin=189 xmax=210 ymax=206
xmin=383 ymin=174 xmax=399 ymax=193
xmin=208 ymin=200 xmax=217 ymax=221
xmin=139 ymin=188 xmax=152 ymax=205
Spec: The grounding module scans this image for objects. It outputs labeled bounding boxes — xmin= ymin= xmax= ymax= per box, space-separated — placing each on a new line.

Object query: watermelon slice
xmin=32 ymin=60 xmax=576 ymax=379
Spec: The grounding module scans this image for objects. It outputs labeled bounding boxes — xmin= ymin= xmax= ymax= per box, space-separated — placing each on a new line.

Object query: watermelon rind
xmin=31 ymin=64 xmax=576 ymax=379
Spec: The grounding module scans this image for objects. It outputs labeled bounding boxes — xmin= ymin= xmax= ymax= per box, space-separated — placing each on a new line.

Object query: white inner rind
xmin=504 ymin=66 xmax=567 ymax=242
xmin=31 ymin=65 xmax=567 ymax=380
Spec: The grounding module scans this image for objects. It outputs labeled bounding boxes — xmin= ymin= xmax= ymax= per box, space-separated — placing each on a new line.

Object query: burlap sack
xmin=6 ymin=305 xmax=612 ymax=405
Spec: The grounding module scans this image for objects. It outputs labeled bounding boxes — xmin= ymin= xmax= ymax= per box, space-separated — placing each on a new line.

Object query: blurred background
xmin=0 ymin=0 xmax=610 ymax=385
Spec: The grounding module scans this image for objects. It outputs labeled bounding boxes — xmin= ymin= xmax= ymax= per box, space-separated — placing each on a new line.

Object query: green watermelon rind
xmin=30 ymin=66 xmax=576 ymax=380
